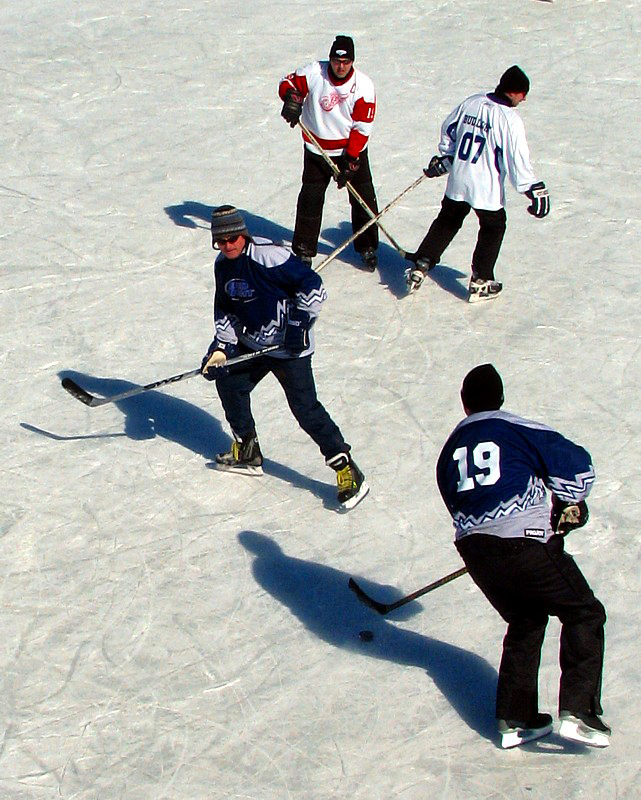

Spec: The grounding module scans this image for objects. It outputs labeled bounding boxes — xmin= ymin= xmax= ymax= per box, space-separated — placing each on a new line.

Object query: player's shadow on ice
xmin=54 ymin=371 xmax=337 ymax=505
xmin=239 ymin=530 xmax=498 ymax=742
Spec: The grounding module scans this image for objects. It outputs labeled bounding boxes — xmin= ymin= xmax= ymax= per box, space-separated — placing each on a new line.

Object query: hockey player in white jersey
xmin=279 ymin=35 xmax=380 ymax=272
xmin=407 ymin=66 xmax=550 ymax=300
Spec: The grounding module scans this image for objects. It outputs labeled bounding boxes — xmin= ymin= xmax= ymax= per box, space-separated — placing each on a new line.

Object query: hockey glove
xmin=281 ymin=89 xmax=304 ymax=128
xmin=283 ymin=308 xmax=311 ymax=355
xmin=201 ymin=340 xmax=237 ymax=380
xmin=550 ymin=494 xmax=589 ymax=535
xmin=525 ymin=182 xmax=550 ymax=218
xmin=423 ymin=155 xmax=450 ymax=178
xmin=336 ymin=154 xmax=360 ymax=189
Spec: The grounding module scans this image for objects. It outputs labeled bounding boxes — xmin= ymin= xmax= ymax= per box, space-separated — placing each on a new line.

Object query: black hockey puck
xmin=359 ymin=630 xmax=374 ymax=642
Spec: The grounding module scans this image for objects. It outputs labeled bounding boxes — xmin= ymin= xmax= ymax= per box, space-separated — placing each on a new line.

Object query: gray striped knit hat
xmin=210 ymin=205 xmax=248 ymax=241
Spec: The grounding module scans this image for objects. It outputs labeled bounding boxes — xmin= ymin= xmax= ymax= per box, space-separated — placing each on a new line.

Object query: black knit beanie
xmin=496 ymin=65 xmax=530 ymax=95
xmin=461 ymin=364 xmax=504 ymax=412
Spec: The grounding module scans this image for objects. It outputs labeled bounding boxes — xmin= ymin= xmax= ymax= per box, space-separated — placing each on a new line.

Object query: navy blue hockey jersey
xmin=436 ymin=410 xmax=595 ymax=542
xmin=212 ymin=237 xmax=327 ymax=359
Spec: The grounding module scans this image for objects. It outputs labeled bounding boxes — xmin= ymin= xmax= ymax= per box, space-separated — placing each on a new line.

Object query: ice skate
xmin=558 ymin=711 xmax=611 ymax=748
xmin=359 ymin=247 xmax=378 ymax=272
xmin=468 ymin=275 xmax=503 ymax=303
xmin=327 ymin=453 xmax=370 ymax=510
xmin=498 ymin=713 xmax=553 ymax=749
xmin=405 ymin=254 xmax=434 ymax=292
xmin=215 ymin=432 xmax=264 ymax=476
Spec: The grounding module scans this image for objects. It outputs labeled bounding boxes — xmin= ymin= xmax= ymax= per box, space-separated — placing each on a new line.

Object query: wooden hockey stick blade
xmin=348 ymin=566 xmax=469 ymax=615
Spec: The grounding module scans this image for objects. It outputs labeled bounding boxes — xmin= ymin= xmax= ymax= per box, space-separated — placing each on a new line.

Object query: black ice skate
xmin=558 ymin=711 xmax=611 ymax=748
xmin=498 ymin=713 xmax=553 ymax=749
xmin=327 ymin=453 xmax=370 ymax=511
xmin=468 ymin=275 xmax=503 ymax=303
xmin=215 ymin=432 xmax=264 ymax=476
xmin=359 ymin=247 xmax=378 ymax=272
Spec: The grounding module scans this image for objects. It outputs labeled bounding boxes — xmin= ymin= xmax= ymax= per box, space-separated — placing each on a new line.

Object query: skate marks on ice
xmin=238 ymin=530 xmax=497 ymax=742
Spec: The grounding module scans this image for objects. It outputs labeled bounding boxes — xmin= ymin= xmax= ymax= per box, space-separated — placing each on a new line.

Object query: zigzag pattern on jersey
xmin=547 ymin=468 xmax=595 ymax=503
xmin=246 ymin=298 xmax=291 ymax=342
xmin=295 ymin=287 xmax=327 ymax=316
xmin=453 ymin=476 xmax=547 ymax=532
xmin=214 ymin=315 xmax=241 ymax=345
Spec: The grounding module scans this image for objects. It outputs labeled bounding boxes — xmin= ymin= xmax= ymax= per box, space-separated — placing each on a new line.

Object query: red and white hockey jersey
xmin=279 ymin=61 xmax=376 ymax=157
xmin=437 ymin=93 xmax=538 ymax=211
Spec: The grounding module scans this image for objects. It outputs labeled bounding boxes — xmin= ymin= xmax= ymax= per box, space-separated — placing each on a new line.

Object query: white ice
xmin=2 ymin=1 xmax=641 ymax=797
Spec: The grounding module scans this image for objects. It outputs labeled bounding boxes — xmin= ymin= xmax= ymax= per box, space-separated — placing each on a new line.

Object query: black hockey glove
xmin=201 ymin=340 xmax=236 ymax=380
xmin=336 ymin=154 xmax=360 ymax=188
xmin=281 ymin=89 xmax=304 ymax=128
xmin=423 ymin=155 xmax=450 ymax=178
xmin=550 ymin=494 xmax=589 ymax=535
xmin=283 ymin=308 xmax=311 ymax=355
xmin=525 ymin=182 xmax=550 ymax=218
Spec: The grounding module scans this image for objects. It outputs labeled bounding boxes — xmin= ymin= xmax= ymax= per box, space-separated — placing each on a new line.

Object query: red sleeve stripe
xmin=278 ymin=73 xmax=309 ymax=100
xmin=352 ymin=98 xmax=376 ymax=123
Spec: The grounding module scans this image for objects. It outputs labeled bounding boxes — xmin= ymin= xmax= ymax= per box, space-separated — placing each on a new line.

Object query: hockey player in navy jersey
xmin=279 ymin=35 xmax=379 ymax=272
xmin=200 ymin=205 xmax=368 ymax=511
xmin=437 ymin=364 xmax=609 ymax=748
xmin=408 ymin=66 xmax=550 ymax=301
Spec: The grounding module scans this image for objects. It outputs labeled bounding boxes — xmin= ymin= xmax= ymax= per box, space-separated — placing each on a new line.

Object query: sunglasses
xmin=213 ymin=233 xmax=244 ymax=248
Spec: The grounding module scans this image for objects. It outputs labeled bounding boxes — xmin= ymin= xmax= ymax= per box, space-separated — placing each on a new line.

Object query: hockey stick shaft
xmin=298 ymin=121 xmax=406 ymax=254
xmin=315 ymin=173 xmax=427 ymax=272
xmin=62 ymin=345 xmax=281 ymax=407
xmin=348 ymin=566 xmax=468 ymax=615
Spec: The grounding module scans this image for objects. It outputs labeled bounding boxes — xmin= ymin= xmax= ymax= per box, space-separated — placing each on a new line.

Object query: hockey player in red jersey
xmin=279 ymin=35 xmax=380 ymax=272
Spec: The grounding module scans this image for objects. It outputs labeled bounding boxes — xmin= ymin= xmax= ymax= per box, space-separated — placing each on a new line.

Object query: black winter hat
xmin=330 ymin=35 xmax=355 ymax=61
xmin=461 ymin=364 xmax=504 ymax=413
xmin=210 ymin=205 xmax=248 ymax=243
xmin=496 ymin=65 xmax=530 ymax=95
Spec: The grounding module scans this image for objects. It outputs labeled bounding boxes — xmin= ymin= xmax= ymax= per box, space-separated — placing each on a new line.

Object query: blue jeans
xmin=215 ymin=353 xmax=348 ymax=460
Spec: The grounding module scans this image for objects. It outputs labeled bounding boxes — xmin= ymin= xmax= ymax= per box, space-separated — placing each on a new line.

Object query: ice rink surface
xmin=2 ymin=1 xmax=641 ymax=797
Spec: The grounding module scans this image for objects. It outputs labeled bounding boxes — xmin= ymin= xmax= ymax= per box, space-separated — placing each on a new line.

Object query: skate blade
xmin=212 ymin=463 xmax=264 ymax=476
xmin=468 ymin=291 xmax=501 ymax=304
xmin=500 ymin=723 xmax=553 ymax=749
xmin=558 ymin=719 xmax=610 ymax=748
xmin=338 ymin=481 xmax=370 ymax=512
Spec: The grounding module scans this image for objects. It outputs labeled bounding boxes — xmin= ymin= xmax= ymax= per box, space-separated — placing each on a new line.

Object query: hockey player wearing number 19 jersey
xmin=436 ymin=364 xmax=609 ymax=748
xmin=279 ymin=35 xmax=380 ymax=271
xmin=407 ymin=66 xmax=550 ymax=299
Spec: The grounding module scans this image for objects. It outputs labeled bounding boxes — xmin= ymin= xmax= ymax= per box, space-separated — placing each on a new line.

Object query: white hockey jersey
xmin=437 ymin=93 xmax=538 ymax=211
xmin=279 ymin=61 xmax=376 ymax=157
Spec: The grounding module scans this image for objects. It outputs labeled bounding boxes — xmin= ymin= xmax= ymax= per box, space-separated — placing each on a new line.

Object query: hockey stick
xmin=298 ymin=121 xmax=407 ymax=255
xmin=348 ymin=566 xmax=468 ymax=615
xmin=315 ymin=173 xmax=427 ymax=272
xmin=61 ymin=345 xmax=281 ymax=407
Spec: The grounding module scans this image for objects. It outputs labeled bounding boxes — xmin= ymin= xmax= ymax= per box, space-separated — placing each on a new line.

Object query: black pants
xmin=292 ymin=148 xmax=379 ymax=257
xmin=416 ymin=195 xmax=507 ymax=280
xmin=456 ymin=534 xmax=606 ymax=721
xmin=215 ymin=352 xmax=348 ymax=460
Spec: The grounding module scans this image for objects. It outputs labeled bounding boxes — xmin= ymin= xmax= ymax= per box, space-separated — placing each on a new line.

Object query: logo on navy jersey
xmin=225 ymin=279 xmax=256 ymax=301
xmin=524 ymin=528 xmax=545 ymax=538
